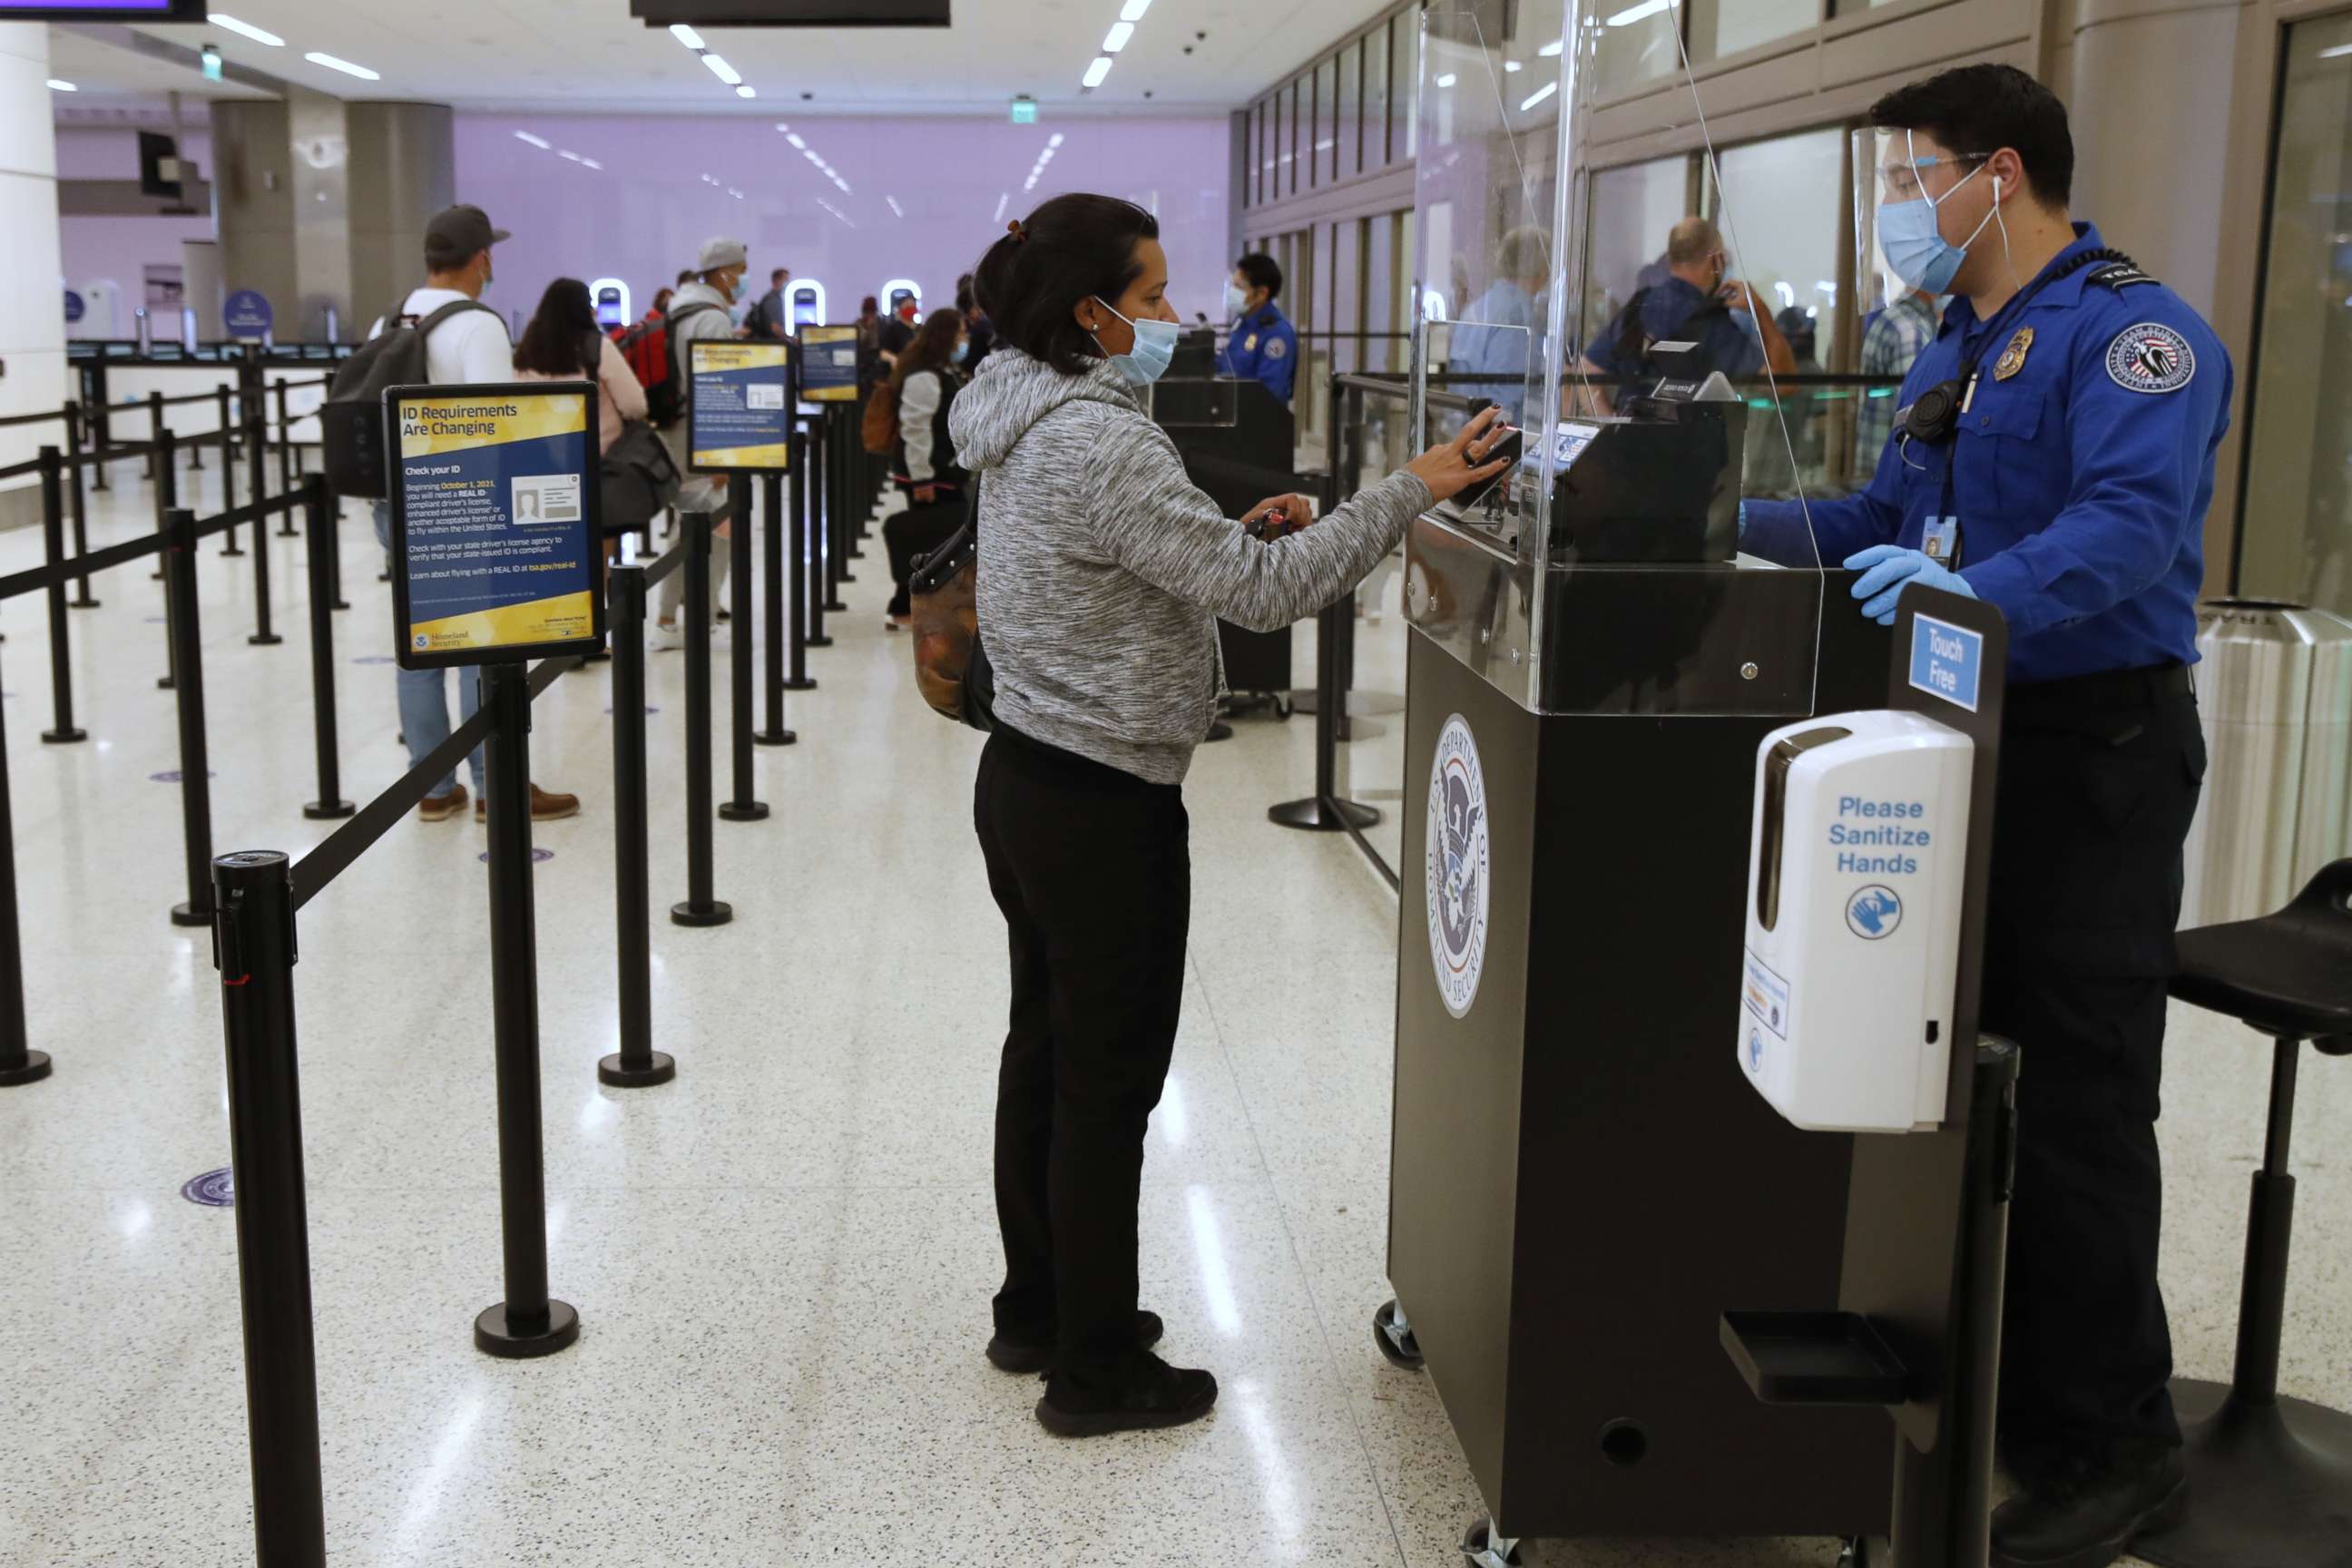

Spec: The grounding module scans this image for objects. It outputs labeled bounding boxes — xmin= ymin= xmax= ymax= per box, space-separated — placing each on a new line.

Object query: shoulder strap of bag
xmin=415 ymin=298 xmax=498 ymax=337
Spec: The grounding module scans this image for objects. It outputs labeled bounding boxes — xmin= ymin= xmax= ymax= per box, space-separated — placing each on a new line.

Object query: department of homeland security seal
xmin=1425 ymin=715 xmax=1492 ymax=1019
xmin=2105 ymin=322 xmax=2195 ymax=394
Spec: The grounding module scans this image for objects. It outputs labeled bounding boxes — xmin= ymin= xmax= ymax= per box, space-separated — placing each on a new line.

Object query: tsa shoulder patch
xmin=1265 ymin=336 xmax=1287 ymax=359
xmin=2105 ymin=322 xmax=2195 ymax=395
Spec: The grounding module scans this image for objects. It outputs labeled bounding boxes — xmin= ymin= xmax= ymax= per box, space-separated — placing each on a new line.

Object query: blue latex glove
xmin=1736 ymin=499 xmax=1749 ymax=542
xmin=1846 ymin=544 xmax=1975 ymax=625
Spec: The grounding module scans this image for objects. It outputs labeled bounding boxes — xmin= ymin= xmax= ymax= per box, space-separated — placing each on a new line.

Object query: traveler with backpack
xmin=881 ymin=307 xmax=967 ymax=627
xmin=1574 ymin=215 xmax=1796 ymax=413
xmin=744 ymin=267 xmax=792 ymax=342
xmin=348 ymin=203 xmax=580 ymax=825
xmin=652 ymin=237 xmax=752 ymax=648
xmin=947 ymin=194 xmax=1510 ymax=1437
xmin=514 ymin=278 xmax=648 ymax=453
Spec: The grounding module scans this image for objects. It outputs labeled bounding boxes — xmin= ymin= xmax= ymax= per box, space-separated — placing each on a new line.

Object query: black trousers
xmin=974 ymin=725 xmax=1190 ymax=1381
xmin=1987 ymin=666 xmax=2206 ymax=1468
xmin=883 ymin=494 xmax=963 ymax=616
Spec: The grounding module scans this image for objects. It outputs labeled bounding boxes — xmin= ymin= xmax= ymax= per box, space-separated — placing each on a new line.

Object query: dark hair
xmin=1870 ymin=64 xmax=2073 ymax=207
xmin=892 ymin=306 xmax=965 ymax=388
xmin=770 ymin=267 xmax=789 ymax=285
xmin=973 ymin=193 xmax=1160 ymax=376
xmin=860 ymin=294 xmax=879 ymax=315
xmin=677 ymin=268 xmax=697 ymax=286
xmin=651 ymin=286 xmax=674 ymax=315
xmin=514 ymin=278 xmax=599 ymax=377
xmin=1235 ymin=252 xmax=1283 ymax=301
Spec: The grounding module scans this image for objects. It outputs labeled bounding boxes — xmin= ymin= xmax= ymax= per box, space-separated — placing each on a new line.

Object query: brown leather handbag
xmin=906 ymin=478 xmax=995 ymax=732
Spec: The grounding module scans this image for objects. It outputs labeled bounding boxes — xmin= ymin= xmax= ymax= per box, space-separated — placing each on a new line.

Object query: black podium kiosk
xmin=1151 ymin=370 xmax=1298 ymax=704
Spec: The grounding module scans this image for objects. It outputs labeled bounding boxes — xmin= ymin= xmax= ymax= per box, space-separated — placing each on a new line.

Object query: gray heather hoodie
xmin=948 ymin=346 xmax=1434 ymax=785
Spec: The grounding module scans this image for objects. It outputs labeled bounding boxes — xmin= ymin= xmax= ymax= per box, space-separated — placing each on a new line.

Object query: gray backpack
xmin=321 ymin=297 xmax=500 ymax=499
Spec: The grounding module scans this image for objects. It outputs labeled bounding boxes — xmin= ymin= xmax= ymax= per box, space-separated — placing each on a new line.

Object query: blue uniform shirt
xmin=1583 ymin=277 xmax=1766 ymax=383
xmin=1220 ymin=304 xmax=1298 ymax=403
xmin=1743 ymin=224 xmax=2231 ymax=684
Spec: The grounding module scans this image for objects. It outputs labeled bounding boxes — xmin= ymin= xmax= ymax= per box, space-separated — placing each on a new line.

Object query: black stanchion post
xmin=600 ymin=564 xmax=674 ymax=1088
xmin=785 ymin=427 xmax=817 ymax=686
xmin=89 ymin=367 xmax=112 ymax=493
xmin=249 ymin=464 xmax=281 ymax=646
xmin=671 ymin=512 xmax=732 ymax=927
xmin=64 ymin=400 xmax=97 ymax=609
xmin=37 ymin=449 xmax=86 ymax=745
xmin=807 ymin=420 xmax=832 ymax=648
xmin=474 ymin=661 xmax=581 ymax=1357
xmin=215 ymin=385 xmax=234 ymax=490
xmin=827 ymin=413 xmax=853 ymax=600
xmin=756 ymin=469 xmax=795 ymax=741
xmin=275 ymin=380 xmax=299 ymax=531
xmin=301 ymin=479 xmax=354 ymax=820
xmin=720 ymin=475 xmax=769 ymax=819
xmin=187 ymin=387 xmax=207 ymax=473
xmin=0 ymin=662 xmax=50 ymax=1088
xmin=156 ymin=429 xmax=179 ymax=690
xmin=144 ymin=390 xmax=163 ymax=481
xmin=208 ymin=849 xmax=328 ymax=1565
xmin=164 ymin=506 xmax=216 ymax=926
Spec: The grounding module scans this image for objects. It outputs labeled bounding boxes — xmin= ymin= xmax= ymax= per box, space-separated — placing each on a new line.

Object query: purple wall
xmin=451 ymin=113 xmax=1234 ymax=330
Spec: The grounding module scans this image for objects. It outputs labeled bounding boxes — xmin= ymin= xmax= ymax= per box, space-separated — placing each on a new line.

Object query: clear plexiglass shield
xmin=1407 ymin=0 xmax=1827 ymax=717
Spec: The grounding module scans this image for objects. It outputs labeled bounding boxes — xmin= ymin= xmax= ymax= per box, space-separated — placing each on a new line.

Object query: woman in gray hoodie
xmin=950 ymin=193 xmax=1508 ymax=1437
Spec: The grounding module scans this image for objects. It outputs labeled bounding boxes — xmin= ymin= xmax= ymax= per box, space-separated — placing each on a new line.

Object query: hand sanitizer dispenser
xmin=1739 ymin=712 xmax=1974 ymax=1133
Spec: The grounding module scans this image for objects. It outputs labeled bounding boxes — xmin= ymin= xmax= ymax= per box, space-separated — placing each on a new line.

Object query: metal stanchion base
xmin=754 ymin=728 xmax=798 ymax=746
xmin=719 ymin=800 xmax=770 ymax=822
xmin=579 ymin=648 xmax=611 ymax=663
xmin=823 ymin=596 xmax=849 ymax=611
xmin=219 ymin=544 xmax=246 ymax=559
xmin=0 ymin=1052 xmax=54 ymax=1088
xmin=2135 ymin=1379 xmax=2352 ymax=1568
xmin=473 ymin=1298 xmax=580 ymax=1359
xmin=41 ymin=728 xmax=87 ymax=745
xmin=1268 ymin=797 xmax=1382 ymax=832
xmin=304 ymin=799 xmax=358 ymax=820
xmin=781 ymin=678 xmax=818 ymax=691
xmin=170 ymin=900 xmax=214 ymax=927
xmin=277 ymin=524 xmax=299 ymax=539
xmin=332 ymin=600 xmax=351 ymax=612
xmin=671 ymin=900 xmax=734 ymax=927
xmin=598 ymin=1051 xmax=677 ymax=1089
xmin=806 ymin=635 xmax=834 ymax=649
xmin=248 ymin=632 xmax=284 ymax=647
xmin=71 ymin=595 xmax=99 ymax=611
xmin=158 ymin=677 xmax=175 ymax=691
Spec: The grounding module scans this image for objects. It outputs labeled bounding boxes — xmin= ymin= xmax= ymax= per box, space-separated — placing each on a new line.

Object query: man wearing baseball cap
xmin=652 ymin=235 xmax=751 ymax=646
xmin=368 ymin=202 xmax=581 ymax=822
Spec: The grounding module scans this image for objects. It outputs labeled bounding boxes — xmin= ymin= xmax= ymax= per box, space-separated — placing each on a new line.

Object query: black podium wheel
xmin=1458 ymin=1517 xmax=1522 ymax=1568
xmin=1373 ymin=1298 xmax=1424 ymax=1370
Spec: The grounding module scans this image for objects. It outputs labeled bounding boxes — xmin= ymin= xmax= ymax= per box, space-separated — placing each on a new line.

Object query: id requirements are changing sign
xmin=389 ymin=383 xmax=604 ymax=669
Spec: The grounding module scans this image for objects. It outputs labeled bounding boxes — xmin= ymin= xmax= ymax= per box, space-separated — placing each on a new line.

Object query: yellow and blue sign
xmin=388 ymin=381 xmax=603 ymax=670
xmin=689 ymin=339 xmax=794 ymax=470
xmin=798 ymin=325 xmax=861 ymax=404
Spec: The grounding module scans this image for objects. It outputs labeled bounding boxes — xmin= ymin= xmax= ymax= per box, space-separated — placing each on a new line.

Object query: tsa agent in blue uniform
xmin=1219 ymin=252 xmax=1298 ymax=404
xmin=1742 ymin=66 xmax=2230 ymax=1568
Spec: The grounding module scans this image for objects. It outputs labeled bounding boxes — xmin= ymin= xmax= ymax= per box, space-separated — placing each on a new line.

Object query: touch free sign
xmin=1908 ymin=614 xmax=1984 ymax=712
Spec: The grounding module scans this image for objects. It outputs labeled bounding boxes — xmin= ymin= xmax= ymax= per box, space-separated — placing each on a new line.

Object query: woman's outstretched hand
xmin=1405 ymin=406 xmax=1514 ymax=504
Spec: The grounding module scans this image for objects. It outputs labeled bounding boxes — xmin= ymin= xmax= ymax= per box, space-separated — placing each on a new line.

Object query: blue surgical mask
xmin=1090 ymin=298 xmax=1181 ymax=388
xmin=1877 ymin=135 xmax=2002 ymax=296
xmin=1223 ymin=281 xmax=1250 ymax=320
xmin=950 ymin=339 xmax=969 ymax=364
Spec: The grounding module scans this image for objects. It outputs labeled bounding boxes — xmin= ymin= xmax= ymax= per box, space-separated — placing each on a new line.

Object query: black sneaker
xmin=1991 ymin=1446 xmax=2186 ymax=1568
xmin=987 ymin=1310 xmax=1164 ymax=1375
xmin=1035 ymin=1351 xmax=1217 ymax=1437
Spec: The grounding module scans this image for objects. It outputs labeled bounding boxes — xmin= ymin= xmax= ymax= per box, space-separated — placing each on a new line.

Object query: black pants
xmin=883 ymin=494 xmax=963 ymax=617
xmin=974 ymin=725 xmax=1190 ymax=1381
xmin=1988 ymin=666 xmax=2206 ymax=1470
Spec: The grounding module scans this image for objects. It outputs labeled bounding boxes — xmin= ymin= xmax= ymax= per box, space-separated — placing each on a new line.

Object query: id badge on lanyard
xmin=1922 ymin=515 xmax=1961 ymax=567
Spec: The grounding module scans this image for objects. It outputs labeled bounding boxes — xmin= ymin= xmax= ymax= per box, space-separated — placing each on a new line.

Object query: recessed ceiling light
xmin=1048 ymin=132 xmax=1065 ymax=148
xmin=208 ymin=14 xmax=283 ymax=46
xmin=886 ymin=195 xmax=904 ymax=216
xmin=1103 ymin=21 xmax=1134 ymax=52
xmin=1435 ymin=73 xmax=1457 ymax=87
xmin=1504 ymin=59 xmax=1523 ymax=72
xmin=701 ymin=54 xmax=742 ymax=86
xmin=1519 ymin=80 xmax=1557 ymax=111
xmin=670 ymin=24 xmax=705 ymax=50
xmin=581 ymin=158 xmax=603 ymax=171
xmin=558 ymin=149 xmax=583 ymax=161
xmin=1120 ymin=0 xmax=1151 ymax=18
xmin=514 ymin=131 xmax=552 ymax=149
xmin=46 ymin=78 xmax=75 ymax=92
xmin=305 ymin=52 xmax=379 ymax=81
xmin=735 ymin=84 xmax=756 ymax=98
xmin=1538 ymin=38 xmax=1564 ymax=56
xmin=2320 ymin=41 xmax=2352 ymax=58
xmin=1082 ymin=55 xmax=1113 ymax=88
xmin=786 ymin=132 xmax=807 ymax=148
xmin=1604 ymin=0 xmax=1671 ymax=25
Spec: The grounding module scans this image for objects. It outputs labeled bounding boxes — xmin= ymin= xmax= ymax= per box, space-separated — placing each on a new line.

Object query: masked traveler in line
xmin=948 ymin=191 xmax=1509 ymax=1438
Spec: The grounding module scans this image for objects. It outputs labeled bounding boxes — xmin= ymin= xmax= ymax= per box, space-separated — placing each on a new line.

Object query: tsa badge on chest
xmin=1993 ymin=326 xmax=2034 ymax=381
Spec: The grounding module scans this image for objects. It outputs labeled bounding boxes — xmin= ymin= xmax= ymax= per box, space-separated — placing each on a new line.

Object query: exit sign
xmin=1010 ymin=98 xmax=1037 ymax=124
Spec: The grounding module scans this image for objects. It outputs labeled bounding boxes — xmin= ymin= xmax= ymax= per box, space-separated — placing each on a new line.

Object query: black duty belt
xmin=2007 ymin=662 xmax=2193 ymax=713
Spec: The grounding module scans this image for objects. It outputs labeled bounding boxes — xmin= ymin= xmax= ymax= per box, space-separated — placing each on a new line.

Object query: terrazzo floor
xmin=0 ymin=448 xmax=2345 ymax=1567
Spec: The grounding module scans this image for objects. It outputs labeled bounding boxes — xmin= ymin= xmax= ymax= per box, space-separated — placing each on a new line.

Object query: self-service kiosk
xmin=591 ymin=279 xmax=632 ymax=332
xmin=1380 ymin=7 xmax=1914 ymax=1559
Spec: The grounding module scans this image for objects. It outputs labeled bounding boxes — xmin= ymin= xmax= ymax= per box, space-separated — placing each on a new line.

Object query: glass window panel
xmin=1288 ymin=79 xmax=1301 ymax=195
xmin=1314 ymin=55 xmax=1337 ymax=187
xmin=1582 ymin=154 xmax=1692 ymax=353
xmin=1690 ymin=0 xmax=1819 ymax=64
xmin=1712 ymin=126 xmax=1846 ymax=500
xmin=1251 ymin=101 xmax=1265 ymax=206
xmin=1591 ymin=0 xmax=1684 ymax=94
xmin=1337 ymin=39 xmax=1362 ymax=182
xmin=1366 ymin=22 xmax=1391 ymax=170
xmin=2238 ymin=12 xmax=2352 ymax=615
xmin=1399 ymin=15 xmax=1418 ymax=161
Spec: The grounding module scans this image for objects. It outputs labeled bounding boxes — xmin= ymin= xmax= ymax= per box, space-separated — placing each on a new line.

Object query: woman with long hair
xmin=882 ymin=306 xmax=968 ymax=626
xmin=947 ymin=193 xmax=1505 ymax=1436
xmin=513 ymin=276 xmax=646 ymax=455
